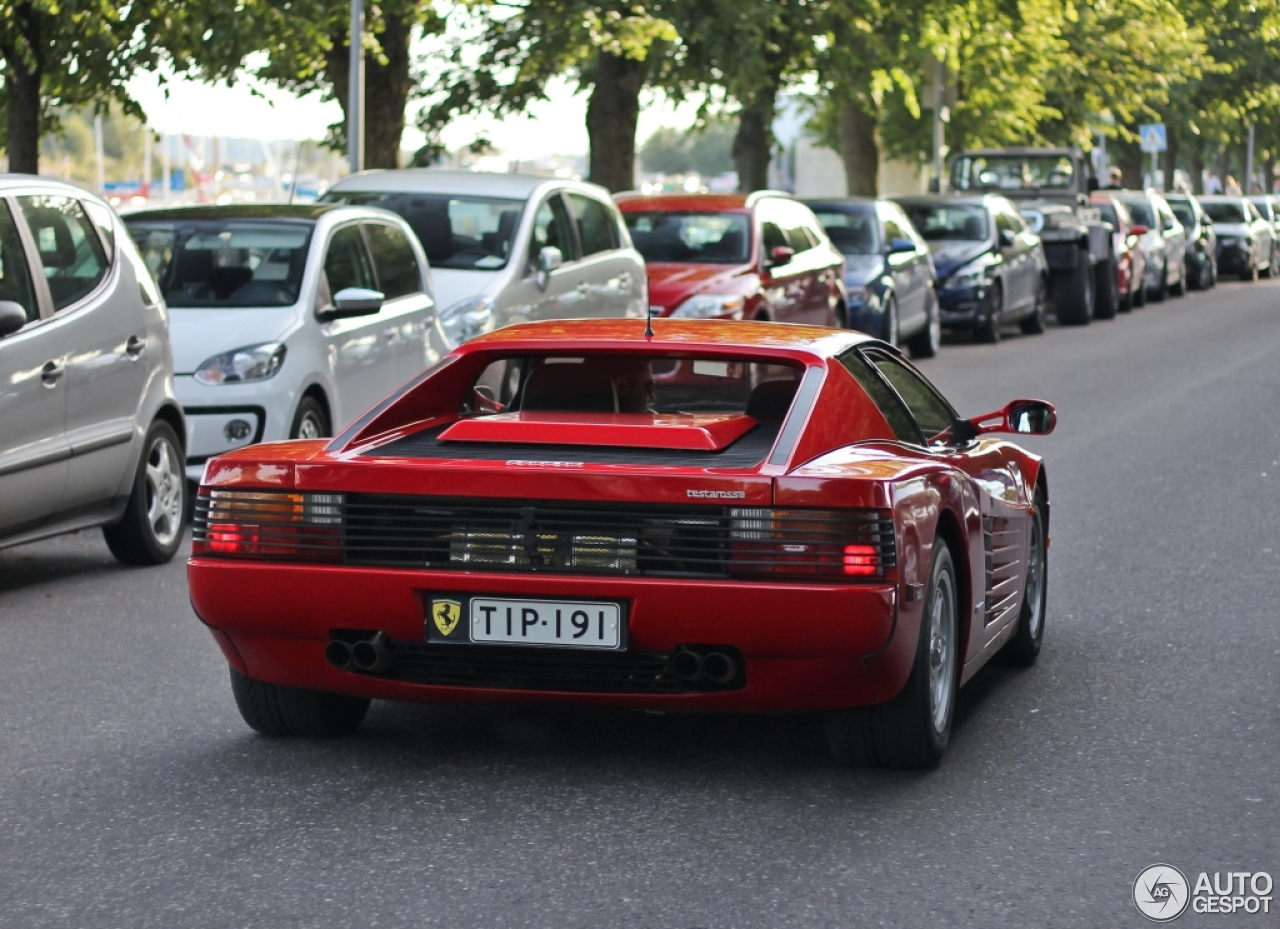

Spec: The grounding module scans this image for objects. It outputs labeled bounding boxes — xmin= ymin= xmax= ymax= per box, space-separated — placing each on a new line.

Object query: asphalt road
xmin=2 ymin=279 xmax=1278 ymax=928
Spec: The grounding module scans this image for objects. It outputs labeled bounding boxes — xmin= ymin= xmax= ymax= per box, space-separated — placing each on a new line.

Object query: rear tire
xmin=103 ymin=420 xmax=187 ymax=566
xmin=880 ymin=295 xmax=899 ymax=347
xmin=1150 ymin=259 xmax=1168 ymax=302
xmin=825 ymin=541 xmax=959 ymax=769
xmin=973 ymin=284 xmax=1002 ymax=343
xmin=290 ymin=395 xmax=330 ymax=440
xmin=1093 ymin=258 xmax=1119 ymax=319
xmin=1019 ymin=277 xmax=1047 ymax=334
xmin=907 ymin=293 xmax=941 ymax=358
xmin=1002 ymin=491 xmax=1047 ymax=667
xmin=230 ymin=669 xmax=370 ymax=737
xmin=1053 ymin=250 xmax=1094 ymax=325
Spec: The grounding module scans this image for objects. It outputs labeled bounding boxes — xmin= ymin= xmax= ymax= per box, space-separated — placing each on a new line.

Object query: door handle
xmin=41 ymin=361 xmax=64 ymax=387
xmin=126 ymin=335 xmax=146 ymax=358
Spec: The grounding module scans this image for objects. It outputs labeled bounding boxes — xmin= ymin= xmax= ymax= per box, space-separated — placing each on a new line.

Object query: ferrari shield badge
xmin=432 ymin=599 xmax=462 ymax=637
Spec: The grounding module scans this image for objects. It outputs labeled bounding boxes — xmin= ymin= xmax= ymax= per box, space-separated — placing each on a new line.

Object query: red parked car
xmin=188 ymin=319 xmax=1055 ymax=769
xmin=615 ymin=192 xmax=847 ymax=327
xmin=1090 ymin=192 xmax=1147 ymax=311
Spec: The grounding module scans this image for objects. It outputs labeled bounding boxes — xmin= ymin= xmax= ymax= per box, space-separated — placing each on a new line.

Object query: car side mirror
xmin=0 ymin=300 xmax=29 ymax=338
xmin=963 ymin=399 xmax=1057 ymax=437
xmin=767 ymin=245 xmax=795 ymax=268
xmin=535 ymin=246 xmax=563 ymax=290
xmin=317 ymin=287 xmax=384 ymax=322
xmin=1202 ymin=215 xmax=1213 ymax=227
xmin=998 ymin=229 xmax=1016 ymax=248
xmin=888 ymin=238 xmax=916 ymax=254
xmin=1130 ymin=224 xmax=1149 ymax=236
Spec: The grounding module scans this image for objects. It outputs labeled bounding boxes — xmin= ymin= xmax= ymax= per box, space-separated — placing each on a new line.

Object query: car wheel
xmin=824 ymin=540 xmax=959 ymax=769
xmin=1019 ymin=277 xmax=1047 ymax=334
xmin=1150 ymin=259 xmax=1168 ymax=302
xmin=973 ymin=283 xmax=1001 ymax=343
xmin=1170 ymin=256 xmax=1186 ymax=296
xmin=290 ymin=395 xmax=330 ymax=440
xmin=1052 ymin=249 xmax=1093 ymax=325
xmin=1133 ymin=273 xmax=1147 ymax=307
xmin=1093 ymin=257 xmax=1119 ymax=319
xmin=1002 ymin=490 xmax=1047 ymax=666
xmin=229 ymin=668 xmax=370 ymax=737
xmin=102 ymin=420 xmax=187 ymax=566
xmin=907 ymin=292 xmax=941 ymax=358
xmin=1199 ymin=256 xmax=1213 ymax=290
xmin=881 ymin=295 xmax=899 ymax=347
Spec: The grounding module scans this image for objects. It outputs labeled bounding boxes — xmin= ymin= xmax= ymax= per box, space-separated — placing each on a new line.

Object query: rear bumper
xmin=188 ymin=560 xmax=905 ymax=712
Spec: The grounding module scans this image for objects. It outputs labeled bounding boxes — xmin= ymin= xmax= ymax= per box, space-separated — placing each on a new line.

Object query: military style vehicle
xmin=950 ymin=147 xmax=1115 ymax=324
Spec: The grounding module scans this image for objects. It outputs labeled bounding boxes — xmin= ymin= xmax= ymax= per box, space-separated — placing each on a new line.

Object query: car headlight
xmin=672 ymin=294 xmax=746 ymax=319
xmin=194 ymin=343 xmax=286 ymax=386
xmin=440 ymin=296 xmax=493 ymax=346
xmin=945 ymin=264 xmax=989 ymax=290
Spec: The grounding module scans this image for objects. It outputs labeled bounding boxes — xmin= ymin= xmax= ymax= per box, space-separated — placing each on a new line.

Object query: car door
xmin=362 ymin=218 xmax=436 ymax=385
xmin=318 ymin=222 xmax=396 ymax=426
xmin=563 ymin=191 xmax=637 ymax=319
xmin=880 ymin=208 xmax=925 ymax=329
xmin=16 ymin=193 xmax=145 ymax=514
xmin=859 ymin=347 xmax=1033 ymax=656
xmin=0 ymin=196 xmax=70 ymax=536
xmin=1157 ymin=201 xmax=1185 ymax=283
xmin=993 ymin=209 xmax=1027 ymax=315
xmin=756 ymin=201 xmax=805 ymax=323
xmin=520 ymin=192 xmax=587 ymax=322
xmin=1248 ymin=201 xmax=1273 ymax=267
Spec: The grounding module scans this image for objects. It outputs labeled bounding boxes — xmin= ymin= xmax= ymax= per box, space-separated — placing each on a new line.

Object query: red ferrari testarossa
xmin=189 ymin=319 xmax=1055 ymax=768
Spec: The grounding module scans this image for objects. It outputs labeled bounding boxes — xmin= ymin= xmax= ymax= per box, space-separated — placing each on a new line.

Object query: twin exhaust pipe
xmin=671 ymin=647 xmax=739 ymax=685
xmin=326 ymin=632 xmax=394 ymax=673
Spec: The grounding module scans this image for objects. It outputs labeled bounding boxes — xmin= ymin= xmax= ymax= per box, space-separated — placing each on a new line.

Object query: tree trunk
xmin=1189 ymin=147 xmax=1204 ymax=194
xmin=586 ymin=51 xmax=646 ymax=192
xmin=732 ymin=97 xmax=775 ymax=193
xmin=1 ymin=3 xmax=43 ymax=175
xmin=838 ymin=98 xmax=879 ymax=197
xmin=326 ymin=14 xmax=413 ymax=169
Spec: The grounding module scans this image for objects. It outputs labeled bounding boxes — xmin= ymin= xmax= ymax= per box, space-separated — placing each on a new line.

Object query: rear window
xmin=1122 ymin=197 xmax=1156 ymax=227
xmin=126 ymin=219 xmax=312 ymax=308
xmin=323 ymin=192 xmax=523 ymax=270
xmin=899 ymin=203 xmax=989 ymax=242
xmin=813 ymin=208 xmax=880 ymax=255
xmin=1203 ymin=202 xmax=1247 ymax=224
xmin=623 ymin=212 xmax=751 ymax=264
xmin=464 ymin=354 xmax=802 ymax=417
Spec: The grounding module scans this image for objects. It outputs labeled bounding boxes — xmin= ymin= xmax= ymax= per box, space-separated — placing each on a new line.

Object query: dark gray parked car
xmin=0 ymin=177 xmax=186 ymax=563
xmin=1165 ymin=193 xmax=1217 ymax=290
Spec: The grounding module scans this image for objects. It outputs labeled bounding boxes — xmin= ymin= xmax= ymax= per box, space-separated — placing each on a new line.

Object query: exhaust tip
xmin=702 ymin=651 xmax=737 ymax=685
xmin=671 ymin=649 xmax=704 ymax=682
xmin=324 ymin=640 xmax=353 ymax=669
xmin=351 ymin=631 xmax=394 ymax=673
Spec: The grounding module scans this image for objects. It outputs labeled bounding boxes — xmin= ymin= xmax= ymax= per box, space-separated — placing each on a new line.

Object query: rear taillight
xmin=193 ymin=490 xmax=342 ymax=561
xmin=727 ymin=508 xmax=893 ymax=580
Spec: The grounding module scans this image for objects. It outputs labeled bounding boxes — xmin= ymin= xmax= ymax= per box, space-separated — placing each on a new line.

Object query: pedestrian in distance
xmin=1205 ymin=173 xmax=1223 ymax=194
xmin=1225 ymin=175 xmax=1242 ymax=195
xmin=1106 ymin=167 xmax=1124 ymax=189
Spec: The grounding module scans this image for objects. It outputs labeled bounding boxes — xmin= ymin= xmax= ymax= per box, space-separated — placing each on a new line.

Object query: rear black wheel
xmin=1002 ymin=491 xmax=1047 ymax=666
xmin=1093 ymin=258 xmax=1119 ymax=319
xmin=1053 ymin=250 xmax=1094 ymax=325
xmin=906 ymin=292 xmax=941 ymax=358
xmin=1019 ymin=277 xmax=1047 ymax=334
xmin=825 ymin=541 xmax=959 ymax=769
xmin=290 ymin=395 xmax=330 ymax=440
xmin=973 ymin=284 xmax=1002 ymax=343
xmin=1150 ymin=259 xmax=1168 ymax=301
xmin=230 ymin=669 xmax=370 ymax=737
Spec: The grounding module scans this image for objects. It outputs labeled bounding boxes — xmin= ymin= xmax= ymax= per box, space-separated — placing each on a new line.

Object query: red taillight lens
xmin=193 ymin=491 xmax=341 ymax=561
xmin=842 ymin=543 xmax=878 ymax=576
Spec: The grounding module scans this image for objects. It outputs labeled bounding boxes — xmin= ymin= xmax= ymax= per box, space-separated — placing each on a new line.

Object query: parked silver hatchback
xmin=323 ymin=170 xmax=647 ymax=347
xmin=0 ymin=177 xmax=186 ymax=564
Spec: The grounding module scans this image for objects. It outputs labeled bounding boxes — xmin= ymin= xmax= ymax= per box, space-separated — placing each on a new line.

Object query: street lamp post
xmin=348 ymin=0 xmax=365 ymax=174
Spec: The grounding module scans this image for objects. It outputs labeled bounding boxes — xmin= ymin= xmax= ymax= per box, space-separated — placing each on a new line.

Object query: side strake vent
xmin=982 ymin=515 xmax=1023 ymax=626
xmin=193 ymin=491 xmax=897 ymax=581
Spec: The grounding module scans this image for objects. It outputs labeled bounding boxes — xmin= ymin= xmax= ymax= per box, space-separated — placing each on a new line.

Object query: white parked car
xmin=0 ymin=176 xmax=187 ymax=564
xmin=322 ymin=170 xmax=647 ymax=347
xmin=124 ymin=204 xmax=443 ymax=481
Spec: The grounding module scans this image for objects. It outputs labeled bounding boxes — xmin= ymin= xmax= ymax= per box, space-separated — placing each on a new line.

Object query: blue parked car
xmin=894 ymin=194 xmax=1048 ymax=343
xmin=805 ymin=197 xmax=940 ymax=357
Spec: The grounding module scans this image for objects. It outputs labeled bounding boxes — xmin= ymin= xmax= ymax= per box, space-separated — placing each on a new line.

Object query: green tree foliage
xmin=638 ymin=121 xmax=735 ymax=176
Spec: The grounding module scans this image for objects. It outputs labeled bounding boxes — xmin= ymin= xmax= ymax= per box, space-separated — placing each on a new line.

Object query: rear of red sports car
xmin=188 ymin=320 xmax=958 ymax=744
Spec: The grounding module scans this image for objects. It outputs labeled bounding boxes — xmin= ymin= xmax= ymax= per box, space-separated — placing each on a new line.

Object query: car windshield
xmin=951 ymin=155 xmax=1076 ymax=191
xmin=1122 ymin=198 xmax=1156 ymax=227
xmin=812 ymin=209 xmax=880 ymax=255
xmin=900 ymin=204 xmax=989 ymax=242
xmin=1248 ymin=198 xmax=1272 ymax=219
xmin=465 ymin=354 xmax=802 ymax=416
xmin=1167 ymin=201 xmax=1196 ymax=228
xmin=1094 ymin=202 xmax=1118 ymax=226
xmin=126 ymin=220 xmax=313 ymax=308
xmin=322 ymin=192 xmax=523 ymax=270
xmin=1203 ymin=202 xmax=1247 ymax=224
xmin=623 ymin=212 xmax=751 ymax=264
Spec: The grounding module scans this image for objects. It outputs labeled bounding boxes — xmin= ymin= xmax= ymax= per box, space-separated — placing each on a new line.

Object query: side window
xmin=865 ymin=350 xmax=956 ymax=440
xmin=363 ymin=221 xmax=421 ymax=299
xmin=530 ymin=194 xmax=576 ymax=269
xmin=838 ymin=349 xmax=923 ymax=444
xmin=892 ymin=206 xmax=927 ymax=246
xmin=16 ymin=195 xmax=109 ymax=311
xmin=565 ymin=193 xmax=618 ymax=256
xmin=780 ymin=203 xmax=815 ymax=252
xmin=0 ymin=200 xmax=39 ymax=323
xmin=323 ymin=225 xmax=376 ymax=300
xmin=761 ymin=220 xmax=790 ymax=256
xmin=882 ymin=216 xmax=907 ymax=245
xmin=82 ymin=200 xmax=116 ymax=262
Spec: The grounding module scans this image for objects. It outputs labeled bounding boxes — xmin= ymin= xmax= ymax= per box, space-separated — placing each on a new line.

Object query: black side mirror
xmin=888 ymin=238 xmax=916 ymax=254
xmin=317 ymin=287 xmax=384 ymax=322
xmin=998 ymin=229 xmax=1016 ymax=248
xmin=0 ymin=300 xmax=29 ymax=338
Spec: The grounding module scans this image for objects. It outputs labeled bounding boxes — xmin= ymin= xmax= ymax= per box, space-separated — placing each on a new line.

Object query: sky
xmin=126 ymin=68 xmax=701 ymax=160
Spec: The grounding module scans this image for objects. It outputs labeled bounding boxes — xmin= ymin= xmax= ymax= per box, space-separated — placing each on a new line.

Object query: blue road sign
xmin=1139 ymin=124 xmax=1168 ymax=153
